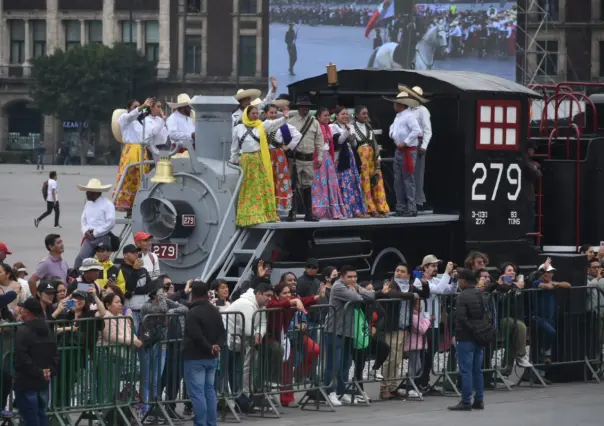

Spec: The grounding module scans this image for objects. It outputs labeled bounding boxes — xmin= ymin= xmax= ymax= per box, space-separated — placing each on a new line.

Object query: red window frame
xmin=475 ymin=100 xmax=521 ymax=151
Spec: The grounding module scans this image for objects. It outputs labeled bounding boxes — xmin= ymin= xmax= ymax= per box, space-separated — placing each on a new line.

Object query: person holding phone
xmin=94 ymin=243 xmax=126 ymax=293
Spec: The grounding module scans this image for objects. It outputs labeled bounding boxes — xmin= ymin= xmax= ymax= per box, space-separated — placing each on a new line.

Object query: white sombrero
xmin=273 ymin=99 xmax=290 ymax=108
xmin=167 ymin=93 xmax=192 ymax=109
xmin=111 ymin=109 xmax=127 ymax=143
xmin=384 ymin=91 xmax=420 ymax=108
xmin=250 ymin=97 xmax=262 ymax=107
xmin=76 ymin=178 xmax=112 ymax=192
xmin=397 ymin=84 xmax=429 ymax=104
xmin=234 ymin=88 xmax=261 ymax=102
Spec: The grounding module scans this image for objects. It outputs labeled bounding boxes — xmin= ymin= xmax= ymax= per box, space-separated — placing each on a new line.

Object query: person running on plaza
xmin=230 ymin=105 xmax=288 ymax=226
xmin=288 ymin=96 xmax=323 ymax=222
xmin=330 ymin=106 xmax=369 ymax=218
xmin=183 ymin=280 xmax=225 ymax=426
xmin=0 ymin=243 xmax=10 ymax=263
xmin=28 ymin=234 xmax=69 ymax=294
xmin=264 ymin=102 xmax=302 ymax=213
xmin=398 ymin=85 xmax=433 ymax=212
xmin=134 ymin=232 xmax=160 ymax=280
xmin=12 ymin=262 xmax=32 ymax=303
xmin=74 ymin=178 xmax=116 ymax=270
xmin=14 ymin=297 xmax=59 ymax=426
xmin=312 ymin=108 xmax=346 ymax=220
xmin=386 ymin=91 xmax=421 ymax=217
xmin=35 ymin=171 xmax=60 ymax=229
xmin=167 ymin=94 xmax=195 ymax=154
xmin=232 ymin=77 xmax=278 ymax=127
xmin=353 ymin=106 xmax=389 ymax=217
xmin=112 ymin=97 xmax=154 ymax=216
xmin=94 ymin=243 xmax=126 ymax=293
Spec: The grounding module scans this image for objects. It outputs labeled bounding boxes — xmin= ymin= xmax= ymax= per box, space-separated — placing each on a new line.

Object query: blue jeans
xmin=323 ymin=333 xmax=352 ymax=395
xmin=16 ymin=390 xmax=49 ymax=426
xmin=393 ymin=150 xmax=417 ymax=214
xmin=456 ymin=340 xmax=484 ymax=404
xmin=184 ymin=359 xmax=218 ymax=426
xmin=141 ymin=343 xmax=166 ymax=414
xmin=535 ymin=316 xmax=556 ymax=356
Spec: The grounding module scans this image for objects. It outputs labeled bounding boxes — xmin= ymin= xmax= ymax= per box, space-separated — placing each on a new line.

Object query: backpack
xmin=469 ymin=291 xmax=496 ymax=346
xmin=42 ymin=180 xmax=48 ymax=200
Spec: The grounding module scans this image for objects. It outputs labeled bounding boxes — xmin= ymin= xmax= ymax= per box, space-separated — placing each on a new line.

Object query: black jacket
xmin=14 ymin=318 xmax=59 ymax=391
xmin=120 ymin=263 xmax=153 ymax=298
xmin=455 ymin=285 xmax=487 ymax=342
xmin=182 ymin=300 xmax=226 ymax=360
xmin=297 ymin=273 xmax=321 ymax=298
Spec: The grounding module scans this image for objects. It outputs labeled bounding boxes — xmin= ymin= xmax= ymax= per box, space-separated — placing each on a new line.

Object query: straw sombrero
xmin=273 ymin=99 xmax=290 ymax=108
xmin=76 ymin=178 xmax=112 ymax=192
xmin=111 ymin=109 xmax=127 ymax=143
xmin=250 ymin=97 xmax=262 ymax=107
xmin=234 ymin=88 xmax=261 ymax=102
xmin=167 ymin=94 xmax=192 ymax=109
xmin=397 ymin=85 xmax=429 ymax=104
xmin=383 ymin=92 xmax=420 ymax=108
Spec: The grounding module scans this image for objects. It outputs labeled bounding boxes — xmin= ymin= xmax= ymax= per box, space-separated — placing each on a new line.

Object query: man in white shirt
xmin=35 ymin=171 xmax=61 ymax=228
xmin=387 ymin=91 xmax=421 ymax=217
xmin=133 ymin=232 xmax=160 ymax=280
xmin=399 ymin=85 xmax=433 ymax=212
xmin=232 ymin=77 xmax=278 ymax=127
xmin=74 ymin=178 xmax=116 ymax=269
xmin=167 ymin=93 xmax=195 ymax=154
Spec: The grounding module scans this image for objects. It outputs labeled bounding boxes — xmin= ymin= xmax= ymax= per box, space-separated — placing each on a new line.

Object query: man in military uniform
xmin=287 ymin=96 xmax=322 ymax=222
xmin=285 ymin=24 xmax=297 ymax=76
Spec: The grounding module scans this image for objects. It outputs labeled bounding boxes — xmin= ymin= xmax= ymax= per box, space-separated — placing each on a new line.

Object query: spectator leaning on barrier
xmin=376 ymin=262 xmax=429 ymax=400
xmin=94 ymin=243 xmax=126 ymax=293
xmin=14 ymin=297 xmax=59 ymax=426
xmin=134 ymin=232 xmax=161 ymax=280
xmin=297 ymin=258 xmax=321 ymax=298
xmin=28 ymin=234 xmax=69 ymax=294
xmin=323 ymin=265 xmax=375 ymax=407
xmin=586 ymin=258 xmax=604 ymax=347
xmin=183 ymin=280 xmax=226 ymax=426
xmin=120 ymin=244 xmax=153 ymax=333
xmin=37 ymin=280 xmax=60 ymax=321
xmin=449 ymin=268 xmax=488 ymax=412
xmin=12 ymin=262 xmax=32 ymax=303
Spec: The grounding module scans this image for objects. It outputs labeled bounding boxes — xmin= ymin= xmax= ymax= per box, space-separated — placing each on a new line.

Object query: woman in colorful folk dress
xmin=230 ymin=106 xmax=288 ymax=226
xmin=353 ymin=106 xmax=390 ymax=217
xmin=264 ymin=103 xmax=302 ymax=213
xmin=330 ymin=107 xmax=369 ymax=218
xmin=311 ymin=108 xmax=346 ymax=220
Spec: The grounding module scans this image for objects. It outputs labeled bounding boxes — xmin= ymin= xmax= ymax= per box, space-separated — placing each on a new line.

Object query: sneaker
xmin=394 ymin=389 xmax=407 ymax=399
xmin=142 ymin=415 xmax=156 ymax=425
xmin=472 ymin=400 xmax=484 ymax=410
xmin=516 ymin=357 xmax=532 ymax=368
xmin=34 ymin=218 xmax=39 ymax=228
xmin=379 ymin=391 xmax=393 ymax=400
xmin=407 ymin=390 xmax=422 ymax=398
xmin=355 ymin=392 xmax=372 ymax=403
xmin=374 ymin=370 xmax=384 ymax=381
xmin=327 ymin=392 xmax=342 ymax=407
xmin=448 ymin=402 xmax=472 ymax=411
xmin=339 ymin=394 xmax=353 ymax=405
xmin=54 ymin=225 xmax=62 ymax=228
xmin=182 ymin=406 xmax=193 ymax=417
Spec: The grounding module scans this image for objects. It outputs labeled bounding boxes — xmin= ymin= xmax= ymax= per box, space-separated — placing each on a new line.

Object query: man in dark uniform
xmin=285 ymin=23 xmax=297 ymax=76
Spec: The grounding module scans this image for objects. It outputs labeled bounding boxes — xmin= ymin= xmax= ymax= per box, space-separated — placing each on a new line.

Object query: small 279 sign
xmin=182 ymin=214 xmax=196 ymax=227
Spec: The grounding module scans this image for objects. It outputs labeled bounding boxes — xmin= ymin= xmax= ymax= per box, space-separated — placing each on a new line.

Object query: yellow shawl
xmin=241 ymin=107 xmax=275 ymax=196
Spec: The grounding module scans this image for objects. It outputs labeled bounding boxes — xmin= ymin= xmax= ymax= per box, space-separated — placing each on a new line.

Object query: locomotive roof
xmin=288 ymin=69 xmax=540 ymax=98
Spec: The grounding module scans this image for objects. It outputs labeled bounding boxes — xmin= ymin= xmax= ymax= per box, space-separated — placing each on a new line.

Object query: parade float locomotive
xmin=119 ymin=69 xmax=604 ymax=287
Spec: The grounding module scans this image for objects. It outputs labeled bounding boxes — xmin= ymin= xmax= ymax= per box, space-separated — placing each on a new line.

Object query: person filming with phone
xmin=120 ymin=244 xmax=153 ymax=334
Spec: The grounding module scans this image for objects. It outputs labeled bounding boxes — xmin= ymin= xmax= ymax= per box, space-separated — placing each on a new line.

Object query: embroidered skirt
xmin=237 ymin=151 xmax=278 ymax=227
xmin=336 ymin=146 xmax=367 ymax=218
xmin=358 ymin=145 xmax=390 ymax=215
xmin=113 ymin=144 xmax=150 ymax=211
xmin=270 ymin=147 xmax=292 ymax=212
xmin=312 ymin=154 xmax=346 ymax=219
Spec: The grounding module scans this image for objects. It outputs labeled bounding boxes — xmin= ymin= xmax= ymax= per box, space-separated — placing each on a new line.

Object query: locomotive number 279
xmin=471 ymin=162 xmax=522 ymax=202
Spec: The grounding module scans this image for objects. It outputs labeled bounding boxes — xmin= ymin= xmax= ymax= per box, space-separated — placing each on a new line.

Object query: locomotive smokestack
xmin=189 ymin=95 xmax=239 ymax=162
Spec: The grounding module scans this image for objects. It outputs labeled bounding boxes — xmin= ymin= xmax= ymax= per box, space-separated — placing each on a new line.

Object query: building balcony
xmin=58 ymin=0 xmax=102 ymax=10
xmin=3 ymin=0 xmax=46 ymax=10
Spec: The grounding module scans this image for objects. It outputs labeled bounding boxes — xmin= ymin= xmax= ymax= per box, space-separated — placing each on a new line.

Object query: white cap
xmin=538 ymin=263 xmax=556 ymax=272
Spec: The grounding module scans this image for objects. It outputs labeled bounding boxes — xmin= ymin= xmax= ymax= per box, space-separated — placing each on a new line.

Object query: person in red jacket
xmin=265 ymin=282 xmax=320 ymax=407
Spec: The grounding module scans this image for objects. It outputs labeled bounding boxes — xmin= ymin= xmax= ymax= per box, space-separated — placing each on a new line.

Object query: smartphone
xmin=65 ymin=300 xmax=75 ymax=310
xmin=413 ymin=270 xmax=423 ymax=279
xmin=503 ymin=275 xmax=513 ymax=283
xmin=77 ymin=283 xmax=93 ymax=292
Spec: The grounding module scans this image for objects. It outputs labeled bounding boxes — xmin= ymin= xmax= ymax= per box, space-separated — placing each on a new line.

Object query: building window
xmin=475 ymin=101 xmax=521 ymax=151
xmin=599 ymin=41 xmax=604 ymax=77
xmin=65 ymin=20 xmax=81 ymax=50
xmin=145 ymin=21 xmax=160 ymax=62
xmin=33 ymin=20 xmax=46 ymax=58
xmin=239 ymin=0 xmax=257 ymax=14
xmin=185 ymin=35 xmax=202 ymax=74
xmin=88 ymin=20 xmax=103 ymax=44
xmin=535 ymin=40 xmax=558 ymax=76
xmin=121 ymin=21 xmax=137 ymax=46
xmin=9 ymin=20 xmax=25 ymax=64
xmin=187 ymin=0 xmax=202 ymax=12
xmin=238 ymin=35 xmax=256 ymax=77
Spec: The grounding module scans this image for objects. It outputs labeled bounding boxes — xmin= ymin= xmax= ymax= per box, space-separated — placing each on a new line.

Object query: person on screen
xmin=286 ymin=23 xmax=297 ymax=76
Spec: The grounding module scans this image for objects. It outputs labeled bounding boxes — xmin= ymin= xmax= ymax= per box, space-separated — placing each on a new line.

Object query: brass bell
xmin=151 ymin=157 xmax=177 ymax=184
xmin=326 ymin=62 xmax=338 ymax=85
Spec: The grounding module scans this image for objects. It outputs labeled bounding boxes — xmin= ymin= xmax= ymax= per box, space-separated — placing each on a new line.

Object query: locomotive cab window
xmin=476 ymin=100 xmax=520 ymax=151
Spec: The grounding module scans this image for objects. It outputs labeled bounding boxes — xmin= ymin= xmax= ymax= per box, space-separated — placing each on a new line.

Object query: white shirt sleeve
xmin=286 ymin=124 xmax=302 ymax=151
xmin=167 ymin=114 xmax=193 ymax=142
xmin=93 ymin=200 xmax=116 ymax=237
xmin=420 ymin=107 xmax=433 ymax=149
xmin=230 ymin=125 xmax=242 ymax=163
xmin=260 ymin=91 xmax=276 ymax=109
xmin=81 ymin=205 xmax=89 ymax=235
xmin=118 ymin=108 xmax=140 ymax=128
xmin=262 ymin=116 xmax=287 ymax=133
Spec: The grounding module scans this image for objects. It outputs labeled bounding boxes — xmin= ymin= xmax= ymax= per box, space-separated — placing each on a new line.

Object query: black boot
xmin=303 ymin=188 xmax=318 ymax=222
xmin=287 ymin=193 xmax=296 ymax=222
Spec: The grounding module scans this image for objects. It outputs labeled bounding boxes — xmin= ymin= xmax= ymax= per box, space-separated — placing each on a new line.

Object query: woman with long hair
xmin=311 ymin=108 xmax=346 ymax=220
xmin=0 ymin=263 xmax=21 ymax=311
xmin=330 ymin=107 xmax=369 ymax=218
xmin=353 ymin=106 xmax=389 ymax=217
xmin=230 ymin=105 xmax=288 ymax=226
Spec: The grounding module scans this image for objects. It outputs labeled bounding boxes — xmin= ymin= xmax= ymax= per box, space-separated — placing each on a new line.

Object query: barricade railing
xmin=249 ymin=303 xmax=336 ymax=416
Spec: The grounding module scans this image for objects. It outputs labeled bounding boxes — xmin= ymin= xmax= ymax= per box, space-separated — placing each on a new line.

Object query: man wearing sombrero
xmin=398 ymin=85 xmax=432 ymax=212
xmin=73 ymin=178 xmax=116 ymax=269
xmin=167 ymin=93 xmax=195 ymax=153
xmin=386 ymin=91 xmax=421 ymax=217
xmin=232 ymin=77 xmax=278 ymax=127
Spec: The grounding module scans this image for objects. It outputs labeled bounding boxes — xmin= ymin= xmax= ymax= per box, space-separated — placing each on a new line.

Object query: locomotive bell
xmin=151 ymin=158 xmax=177 ymax=184
xmin=327 ymin=62 xmax=338 ymax=85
